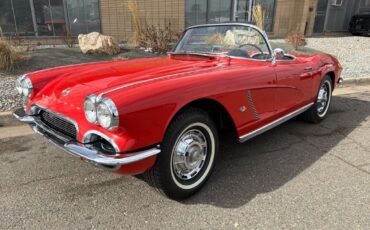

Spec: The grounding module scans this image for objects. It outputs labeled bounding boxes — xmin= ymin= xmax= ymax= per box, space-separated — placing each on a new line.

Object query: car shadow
xmin=183 ymin=94 xmax=370 ymax=208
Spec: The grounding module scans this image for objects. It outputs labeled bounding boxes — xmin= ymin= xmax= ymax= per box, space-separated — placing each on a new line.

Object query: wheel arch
xmin=164 ymin=98 xmax=238 ymax=140
xmin=325 ymin=71 xmax=336 ymax=89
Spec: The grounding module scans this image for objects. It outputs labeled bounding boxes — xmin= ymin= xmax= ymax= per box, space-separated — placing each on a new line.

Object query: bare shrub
xmin=286 ymin=31 xmax=307 ymax=50
xmin=0 ymin=39 xmax=23 ymax=72
xmin=252 ymin=4 xmax=265 ymax=30
xmin=64 ymin=32 xmax=76 ymax=48
xmin=139 ymin=23 xmax=180 ymax=54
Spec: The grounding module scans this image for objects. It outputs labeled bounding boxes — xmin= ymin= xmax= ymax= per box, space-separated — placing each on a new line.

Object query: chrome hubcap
xmin=172 ymin=129 xmax=208 ymax=180
xmin=317 ymin=83 xmax=329 ymax=115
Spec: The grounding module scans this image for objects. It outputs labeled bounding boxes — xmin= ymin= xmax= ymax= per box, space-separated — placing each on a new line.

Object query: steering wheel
xmin=238 ymin=44 xmax=264 ymax=54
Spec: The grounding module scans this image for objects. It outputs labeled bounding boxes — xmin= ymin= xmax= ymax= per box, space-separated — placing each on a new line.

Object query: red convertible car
xmin=14 ymin=23 xmax=342 ymax=200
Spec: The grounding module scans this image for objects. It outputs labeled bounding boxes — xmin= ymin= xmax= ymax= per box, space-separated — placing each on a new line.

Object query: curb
xmin=343 ymin=76 xmax=370 ymax=86
xmin=0 ymin=111 xmax=12 ymax=116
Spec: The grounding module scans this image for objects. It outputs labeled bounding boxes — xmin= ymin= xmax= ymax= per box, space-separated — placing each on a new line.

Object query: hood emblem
xmin=61 ymin=88 xmax=72 ymax=97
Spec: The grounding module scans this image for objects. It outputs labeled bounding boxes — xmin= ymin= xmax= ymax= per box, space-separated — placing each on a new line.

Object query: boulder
xmin=78 ymin=32 xmax=120 ymax=55
xmin=224 ymin=30 xmax=260 ymax=47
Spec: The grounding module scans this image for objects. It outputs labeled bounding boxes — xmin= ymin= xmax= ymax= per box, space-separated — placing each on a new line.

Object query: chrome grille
xmin=39 ymin=110 xmax=77 ymax=139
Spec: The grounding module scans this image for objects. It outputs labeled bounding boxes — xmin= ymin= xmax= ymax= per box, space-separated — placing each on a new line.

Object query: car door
xmin=224 ymin=27 xmax=277 ymax=137
xmin=273 ymin=56 xmax=314 ymax=114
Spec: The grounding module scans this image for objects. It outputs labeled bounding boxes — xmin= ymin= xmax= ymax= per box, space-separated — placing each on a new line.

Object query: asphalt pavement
xmin=0 ymin=84 xmax=369 ymax=229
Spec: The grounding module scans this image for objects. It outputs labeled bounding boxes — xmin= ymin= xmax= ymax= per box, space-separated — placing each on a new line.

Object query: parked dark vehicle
xmin=349 ymin=14 xmax=370 ymax=36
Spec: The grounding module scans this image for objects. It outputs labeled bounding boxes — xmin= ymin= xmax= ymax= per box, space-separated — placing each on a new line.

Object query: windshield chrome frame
xmin=173 ymin=23 xmax=274 ymax=62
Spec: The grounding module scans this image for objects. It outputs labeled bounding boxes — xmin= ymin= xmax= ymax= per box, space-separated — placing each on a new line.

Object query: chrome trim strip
xmin=13 ymin=109 xmax=35 ymax=123
xmin=65 ymin=144 xmax=160 ymax=167
xmin=83 ymin=130 xmax=121 ymax=153
xmin=239 ymin=103 xmax=314 ymax=142
xmin=97 ymin=66 xmax=225 ymax=99
xmin=247 ymin=90 xmax=260 ymax=120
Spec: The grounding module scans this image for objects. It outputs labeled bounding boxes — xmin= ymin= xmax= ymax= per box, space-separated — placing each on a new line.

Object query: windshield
xmin=174 ymin=24 xmax=272 ymax=60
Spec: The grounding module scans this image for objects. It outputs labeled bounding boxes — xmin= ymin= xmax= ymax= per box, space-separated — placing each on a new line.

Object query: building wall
xmin=305 ymin=0 xmax=318 ymax=35
xmin=325 ymin=0 xmax=360 ymax=32
xmin=271 ymin=0 xmax=311 ymax=37
xmin=99 ymin=0 xmax=185 ymax=42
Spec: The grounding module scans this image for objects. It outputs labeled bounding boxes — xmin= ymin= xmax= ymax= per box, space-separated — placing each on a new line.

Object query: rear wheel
xmin=143 ymin=108 xmax=218 ymax=200
xmin=303 ymin=75 xmax=333 ymax=123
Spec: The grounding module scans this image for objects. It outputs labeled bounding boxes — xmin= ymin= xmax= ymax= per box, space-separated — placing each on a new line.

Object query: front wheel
xmin=303 ymin=75 xmax=333 ymax=123
xmin=143 ymin=108 xmax=218 ymax=200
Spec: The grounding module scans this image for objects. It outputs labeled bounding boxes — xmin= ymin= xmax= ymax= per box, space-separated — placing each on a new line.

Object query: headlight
xmin=15 ymin=76 xmax=24 ymax=94
xmin=21 ymin=78 xmax=33 ymax=97
xmin=84 ymin=95 xmax=98 ymax=124
xmin=97 ymin=98 xmax=119 ymax=130
xmin=16 ymin=76 xmax=33 ymax=97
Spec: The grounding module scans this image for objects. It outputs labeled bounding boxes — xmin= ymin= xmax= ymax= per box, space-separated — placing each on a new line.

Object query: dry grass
xmin=0 ymin=39 xmax=23 ymax=72
xmin=286 ymin=31 xmax=306 ymax=50
xmin=252 ymin=4 xmax=265 ymax=30
xmin=206 ymin=33 xmax=225 ymax=45
xmin=128 ymin=0 xmax=142 ymax=47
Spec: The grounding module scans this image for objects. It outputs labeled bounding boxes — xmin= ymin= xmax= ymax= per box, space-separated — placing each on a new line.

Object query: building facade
xmin=1 ymin=0 xmax=369 ymax=43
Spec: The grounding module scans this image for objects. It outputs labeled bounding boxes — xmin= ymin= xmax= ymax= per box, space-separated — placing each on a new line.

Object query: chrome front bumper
xmin=13 ymin=108 xmax=160 ymax=170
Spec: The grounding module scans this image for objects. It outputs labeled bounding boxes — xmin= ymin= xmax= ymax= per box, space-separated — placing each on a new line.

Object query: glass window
xmin=0 ymin=0 xmax=16 ymax=36
xmin=13 ymin=0 xmax=34 ymax=36
xmin=175 ymin=24 xmax=271 ymax=60
xmin=65 ymin=0 xmax=101 ymax=35
xmin=185 ymin=0 xmax=207 ymax=27
xmin=208 ymin=0 xmax=232 ymax=23
xmin=236 ymin=0 xmax=251 ymax=22
xmin=254 ymin=0 xmax=275 ymax=32
xmin=33 ymin=0 xmax=66 ymax=36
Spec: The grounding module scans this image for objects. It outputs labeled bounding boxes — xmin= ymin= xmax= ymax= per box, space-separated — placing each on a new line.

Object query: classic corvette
xmin=13 ymin=23 xmax=342 ymax=200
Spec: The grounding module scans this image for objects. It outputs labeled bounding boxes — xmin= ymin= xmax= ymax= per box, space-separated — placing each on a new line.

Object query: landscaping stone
xmin=78 ymin=32 xmax=120 ymax=55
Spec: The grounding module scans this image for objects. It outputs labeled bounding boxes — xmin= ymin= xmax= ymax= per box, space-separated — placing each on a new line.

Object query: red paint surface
xmin=24 ymin=53 xmax=342 ymax=174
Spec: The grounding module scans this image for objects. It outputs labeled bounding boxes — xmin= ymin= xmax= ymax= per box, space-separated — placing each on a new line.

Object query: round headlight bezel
xmin=16 ymin=75 xmax=33 ymax=97
xmin=15 ymin=76 xmax=24 ymax=94
xmin=96 ymin=98 xmax=119 ymax=130
xmin=84 ymin=94 xmax=98 ymax=124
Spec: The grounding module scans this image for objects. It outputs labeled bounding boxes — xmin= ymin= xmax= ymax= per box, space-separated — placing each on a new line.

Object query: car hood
xmin=30 ymin=55 xmax=223 ymax=109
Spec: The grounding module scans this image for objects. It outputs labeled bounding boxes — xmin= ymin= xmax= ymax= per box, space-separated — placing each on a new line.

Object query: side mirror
xmin=273 ymin=48 xmax=286 ymax=60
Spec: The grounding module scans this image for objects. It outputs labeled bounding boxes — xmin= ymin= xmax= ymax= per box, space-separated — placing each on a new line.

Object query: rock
xmin=224 ymin=30 xmax=260 ymax=47
xmin=78 ymin=32 xmax=120 ymax=55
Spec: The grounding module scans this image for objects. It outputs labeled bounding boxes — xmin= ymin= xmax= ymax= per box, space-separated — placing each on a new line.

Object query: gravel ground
xmin=0 ymin=76 xmax=22 ymax=111
xmin=305 ymin=36 xmax=370 ymax=79
xmin=0 ymin=36 xmax=369 ymax=112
